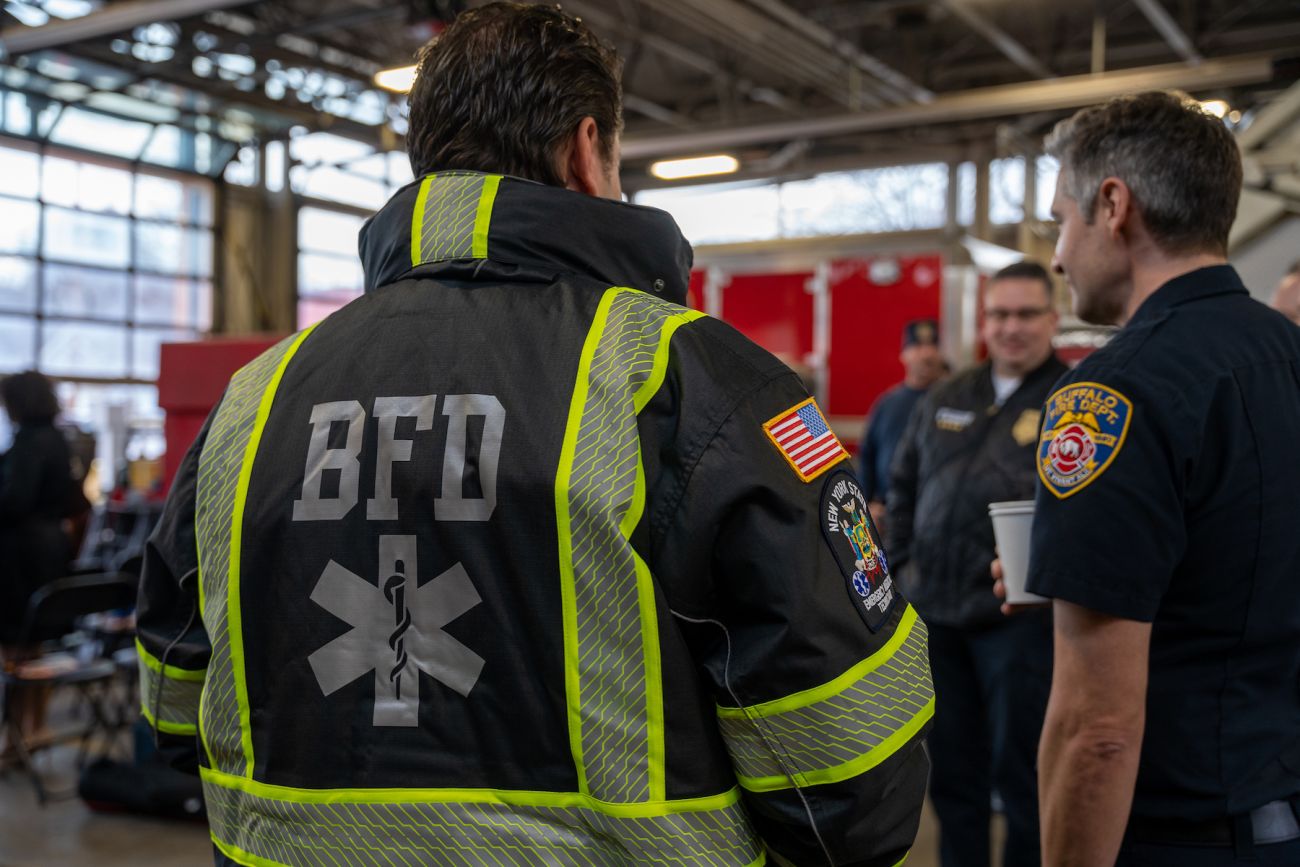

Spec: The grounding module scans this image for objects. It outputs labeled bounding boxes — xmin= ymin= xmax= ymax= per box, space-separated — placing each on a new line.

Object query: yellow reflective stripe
xmin=227 ymin=323 xmax=319 ymax=778
xmin=409 ymin=174 xmax=434 ymax=268
xmin=555 ymin=286 xmax=620 ymax=795
xmin=735 ymin=696 xmax=934 ymax=793
xmin=470 ymin=173 xmax=500 ymax=259
xmin=718 ymin=604 xmax=920 ymax=720
xmin=135 ymin=637 xmax=205 ymax=682
xmin=140 ymin=703 xmax=198 ymax=736
xmin=200 ymin=765 xmax=743 ymax=815
xmin=892 ymin=852 xmax=910 ymax=867
xmin=205 ymin=767 xmax=762 ymax=866
xmin=212 ymin=835 xmax=279 ymax=867
xmin=634 ymin=551 xmax=666 ymax=801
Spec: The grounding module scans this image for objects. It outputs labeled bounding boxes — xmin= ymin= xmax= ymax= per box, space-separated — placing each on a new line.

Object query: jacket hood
xmin=358 ymin=171 xmax=694 ymax=305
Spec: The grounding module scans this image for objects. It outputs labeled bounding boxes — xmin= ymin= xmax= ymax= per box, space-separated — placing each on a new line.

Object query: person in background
xmin=1013 ymin=91 xmax=1300 ymax=867
xmin=857 ymin=319 xmax=944 ymax=531
xmin=889 ymin=260 xmax=1066 ymax=867
xmin=1270 ymin=259 xmax=1300 ymax=325
xmin=0 ymin=371 xmax=76 ymax=752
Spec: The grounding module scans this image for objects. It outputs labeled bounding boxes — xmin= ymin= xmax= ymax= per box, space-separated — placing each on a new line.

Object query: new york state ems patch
xmin=820 ymin=470 xmax=897 ymax=632
xmin=1037 ymin=381 xmax=1133 ymax=499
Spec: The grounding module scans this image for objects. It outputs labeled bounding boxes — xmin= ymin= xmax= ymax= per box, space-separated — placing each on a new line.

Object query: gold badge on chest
xmin=1012 ymin=409 xmax=1042 ymax=446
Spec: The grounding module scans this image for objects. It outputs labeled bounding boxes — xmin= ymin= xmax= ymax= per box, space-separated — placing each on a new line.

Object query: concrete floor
xmin=0 ymin=748 xmax=211 ymax=867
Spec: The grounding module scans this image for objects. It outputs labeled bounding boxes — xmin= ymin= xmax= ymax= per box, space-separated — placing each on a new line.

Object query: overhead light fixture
xmin=1199 ymin=99 xmax=1230 ymax=119
xmin=649 ymin=154 xmax=740 ymax=181
xmin=374 ymin=64 xmax=417 ymax=93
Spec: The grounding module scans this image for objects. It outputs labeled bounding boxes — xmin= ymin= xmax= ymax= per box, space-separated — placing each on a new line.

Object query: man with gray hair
xmin=1008 ymin=91 xmax=1300 ymax=865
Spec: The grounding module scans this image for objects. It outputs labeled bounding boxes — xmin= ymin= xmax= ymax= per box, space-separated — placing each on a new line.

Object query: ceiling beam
xmin=744 ymin=0 xmax=933 ymax=103
xmin=621 ymin=54 xmax=1275 ymax=160
xmin=1237 ymin=78 xmax=1300 ymax=152
xmin=564 ymin=0 xmax=801 ymax=114
xmin=660 ymin=0 xmax=877 ymax=109
xmin=71 ymin=42 xmax=387 ymax=145
xmin=939 ymin=0 xmax=1055 ymax=79
xmin=1131 ymin=0 xmax=1203 ymax=65
xmin=624 ymin=94 xmax=693 ymax=128
xmin=0 ymin=0 xmax=254 ymax=57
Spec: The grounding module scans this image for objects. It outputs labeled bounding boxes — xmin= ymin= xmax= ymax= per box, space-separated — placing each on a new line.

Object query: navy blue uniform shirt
xmin=1027 ymin=265 xmax=1300 ymax=819
xmin=858 ymin=383 xmax=926 ymax=503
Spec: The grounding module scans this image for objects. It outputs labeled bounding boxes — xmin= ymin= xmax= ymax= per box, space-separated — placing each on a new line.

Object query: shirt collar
xmin=1129 ymin=264 xmax=1247 ymax=324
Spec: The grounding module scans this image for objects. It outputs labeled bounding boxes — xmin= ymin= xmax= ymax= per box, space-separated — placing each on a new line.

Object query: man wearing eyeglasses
xmin=888 ymin=260 xmax=1065 ymax=867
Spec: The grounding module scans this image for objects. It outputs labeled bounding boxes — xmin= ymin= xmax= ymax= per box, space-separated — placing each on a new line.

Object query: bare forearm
xmin=1039 ymin=711 xmax=1143 ymax=866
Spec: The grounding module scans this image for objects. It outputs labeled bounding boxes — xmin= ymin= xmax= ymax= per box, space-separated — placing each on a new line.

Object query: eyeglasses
xmin=984 ymin=307 xmax=1052 ymax=323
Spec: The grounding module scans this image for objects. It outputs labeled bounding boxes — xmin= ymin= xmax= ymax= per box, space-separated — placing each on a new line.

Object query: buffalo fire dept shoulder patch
xmin=762 ymin=397 xmax=849 ymax=483
xmin=1037 ymin=381 xmax=1133 ymax=499
xmin=821 ymin=470 xmax=897 ymax=632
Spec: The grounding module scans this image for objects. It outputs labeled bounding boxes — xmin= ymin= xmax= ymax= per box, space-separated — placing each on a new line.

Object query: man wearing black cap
xmin=857 ymin=319 xmax=944 ymax=530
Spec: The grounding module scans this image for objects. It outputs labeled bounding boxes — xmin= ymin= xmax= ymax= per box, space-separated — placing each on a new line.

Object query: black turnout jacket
xmin=137 ymin=172 xmax=931 ymax=867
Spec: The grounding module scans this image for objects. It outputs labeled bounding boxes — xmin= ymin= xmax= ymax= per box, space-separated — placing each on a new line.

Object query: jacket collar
xmin=978 ymin=352 xmax=1065 ymax=395
xmin=359 ymin=171 xmax=693 ymax=305
xmin=1129 ymin=264 xmax=1247 ymax=324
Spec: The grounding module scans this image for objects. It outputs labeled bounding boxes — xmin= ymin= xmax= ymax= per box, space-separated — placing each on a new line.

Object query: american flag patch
xmin=762 ymin=398 xmax=849 ymax=483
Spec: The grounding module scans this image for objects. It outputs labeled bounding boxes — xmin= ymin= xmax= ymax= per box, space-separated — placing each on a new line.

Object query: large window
xmin=0 ymin=136 xmax=213 ymax=481
xmin=0 ymin=137 xmax=213 ymax=381
xmin=270 ymin=132 xmax=413 ymax=327
xmin=297 ymin=206 xmax=367 ymax=326
xmin=636 ymin=163 xmax=950 ymax=246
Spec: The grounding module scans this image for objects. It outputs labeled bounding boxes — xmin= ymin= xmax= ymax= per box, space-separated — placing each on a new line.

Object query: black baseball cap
xmin=902 ymin=319 xmax=939 ymax=349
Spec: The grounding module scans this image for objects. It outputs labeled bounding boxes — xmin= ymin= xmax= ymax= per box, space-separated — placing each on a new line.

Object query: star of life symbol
xmin=307 ymin=535 xmax=485 ymax=727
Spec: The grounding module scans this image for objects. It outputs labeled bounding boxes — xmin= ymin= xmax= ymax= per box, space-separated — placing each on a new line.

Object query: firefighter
xmin=136 ymin=4 xmax=932 ymax=865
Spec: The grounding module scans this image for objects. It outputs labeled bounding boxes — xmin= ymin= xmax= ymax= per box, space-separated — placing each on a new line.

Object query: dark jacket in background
xmin=888 ymin=355 xmax=1067 ymax=628
xmin=0 ymin=421 xmax=74 ymax=642
xmin=858 ymin=383 xmax=927 ymax=503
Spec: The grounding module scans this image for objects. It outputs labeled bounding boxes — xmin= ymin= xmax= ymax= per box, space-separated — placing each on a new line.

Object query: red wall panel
xmin=718 ymin=271 xmax=815 ymax=364
xmin=825 ymin=256 xmax=942 ymax=417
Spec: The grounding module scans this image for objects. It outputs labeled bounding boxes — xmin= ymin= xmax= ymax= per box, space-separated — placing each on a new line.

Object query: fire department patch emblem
xmin=820 ymin=470 xmax=897 ymax=632
xmin=1037 ymin=381 xmax=1133 ymax=499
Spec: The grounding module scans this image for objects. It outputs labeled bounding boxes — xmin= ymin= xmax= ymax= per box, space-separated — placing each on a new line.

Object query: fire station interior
xmin=1 ymin=0 xmax=1299 ymax=864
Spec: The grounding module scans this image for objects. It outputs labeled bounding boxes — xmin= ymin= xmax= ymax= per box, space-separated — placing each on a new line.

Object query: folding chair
xmin=1 ymin=572 xmax=137 ymax=804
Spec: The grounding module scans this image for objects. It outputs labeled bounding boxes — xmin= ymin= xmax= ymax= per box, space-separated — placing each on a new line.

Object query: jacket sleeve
xmin=653 ymin=371 xmax=932 ymax=867
xmin=136 ymin=408 xmax=216 ymax=767
xmin=884 ymin=394 xmax=927 ymax=571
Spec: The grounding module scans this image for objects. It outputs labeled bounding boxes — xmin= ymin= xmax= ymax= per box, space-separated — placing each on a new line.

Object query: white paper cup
xmin=988 ymin=500 xmax=1047 ymax=605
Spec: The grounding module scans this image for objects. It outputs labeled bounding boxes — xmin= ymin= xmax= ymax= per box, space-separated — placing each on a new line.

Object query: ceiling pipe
xmin=621 ymin=54 xmax=1275 ymax=159
xmin=1131 ymin=0 xmax=1204 ymax=65
xmin=0 ymin=0 xmax=254 ymax=58
xmin=940 ymin=0 xmax=1055 ymax=79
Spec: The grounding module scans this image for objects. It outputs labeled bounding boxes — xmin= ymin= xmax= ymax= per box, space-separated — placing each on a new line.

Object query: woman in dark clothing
xmin=0 ymin=371 xmax=75 ymax=749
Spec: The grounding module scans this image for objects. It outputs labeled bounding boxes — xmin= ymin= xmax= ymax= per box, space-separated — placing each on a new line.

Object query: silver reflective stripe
xmin=197 ymin=332 xmax=308 ymax=776
xmin=137 ymin=644 xmax=203 ymax=735
xmin=559 ymin=288 xmax=704 ymax=803
xmin=412 ymin=172 xmax=500 ymax=264
xmin=202 ymin=770 xmax=765 ymax=867
xmin=717 ymin=606 xmax=933 ymax=789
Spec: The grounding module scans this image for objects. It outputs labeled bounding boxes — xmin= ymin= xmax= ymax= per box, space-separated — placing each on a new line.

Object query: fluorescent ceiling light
xmin=374 ymin=64 xmax=417 ymax=93
xmin=1200 ymin=99 xmax=1230 ymax=119
xmin=649 ymin=154 xmax=740 ymax=181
